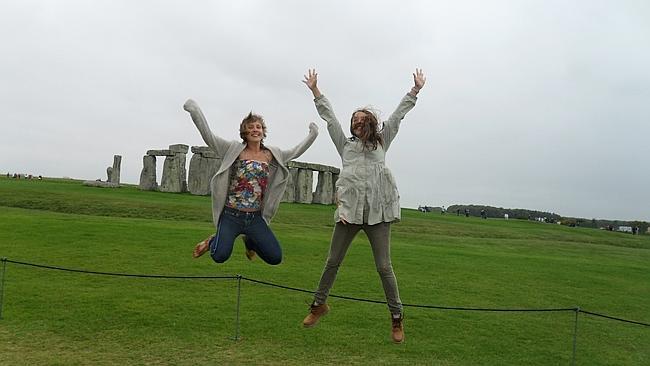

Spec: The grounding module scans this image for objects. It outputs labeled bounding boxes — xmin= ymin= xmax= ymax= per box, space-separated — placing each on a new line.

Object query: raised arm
xmin=278 ymin=122 xmax=319 ymax=162
xmin=183 ymin=99 xmax=231 ymax=156
xmin=408 ymin=68 xmax=426 ymax=97
xmin=302 ymin=68 xmax=322 ymax=98
xmin=303 ymin=69 xmax=346 ymax=156
xmin=382 ymin=68 xmax=426 ymax=151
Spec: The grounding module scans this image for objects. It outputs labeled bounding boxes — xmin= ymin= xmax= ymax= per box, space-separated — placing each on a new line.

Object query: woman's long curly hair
xmin=350 ymin=109 xmax=383 ymax=150
xmin=239 ymin=112 xmax=267 ymax=144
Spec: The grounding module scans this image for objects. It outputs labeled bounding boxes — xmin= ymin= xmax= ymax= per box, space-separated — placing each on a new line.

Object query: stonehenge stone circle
xmin=138 ymin=144 xmax=339 ymax=204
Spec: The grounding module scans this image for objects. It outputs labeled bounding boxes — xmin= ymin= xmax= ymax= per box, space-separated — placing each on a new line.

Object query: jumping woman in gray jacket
xmin=183 ymin=99 xmax=318 ymax=264
xmin=301 ymin=69 xmax=426 ymax=343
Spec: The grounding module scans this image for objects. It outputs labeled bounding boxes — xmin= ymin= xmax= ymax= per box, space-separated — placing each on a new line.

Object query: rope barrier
xmin=579 ymin=309 xmax=650 ymax=327
xmin=241 ymin=276 xmax=578 ymax=312
xmin=1 ymin=258 xmax=648 ymax=327
xmin=3 ymin=259 xmax=236 ymax=280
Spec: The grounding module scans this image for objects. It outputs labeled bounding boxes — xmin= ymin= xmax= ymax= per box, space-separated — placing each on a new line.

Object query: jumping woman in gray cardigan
xmin=183 ymin=99 xmax=318 ymax=264
xmin=301 ymin=69 xmax=426 ymax=343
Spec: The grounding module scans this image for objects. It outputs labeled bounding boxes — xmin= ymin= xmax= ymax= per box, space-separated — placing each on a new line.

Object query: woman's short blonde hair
xmin=239 ymin=112 xmax=267 ymax=143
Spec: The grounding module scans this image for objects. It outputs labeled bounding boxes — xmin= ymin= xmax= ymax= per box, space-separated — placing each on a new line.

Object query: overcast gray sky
xmin=1 ymin=0 xmax=649 ymax=221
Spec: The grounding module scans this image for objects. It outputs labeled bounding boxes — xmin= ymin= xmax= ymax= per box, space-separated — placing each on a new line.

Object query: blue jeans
xmin=210 ymin=207 xmax=282 ymax=265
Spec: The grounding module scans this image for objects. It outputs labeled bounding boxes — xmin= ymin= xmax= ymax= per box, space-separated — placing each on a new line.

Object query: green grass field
xmin=0 ymin=177 xmax=648 ymax=365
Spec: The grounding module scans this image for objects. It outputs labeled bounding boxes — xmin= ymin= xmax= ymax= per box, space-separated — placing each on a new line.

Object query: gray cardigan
xmin=184 ymin=99 xmax=319 ymax=228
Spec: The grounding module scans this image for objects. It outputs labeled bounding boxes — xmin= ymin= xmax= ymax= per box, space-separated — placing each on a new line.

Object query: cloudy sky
xmin=1 ymin=0 xmax=649 ymax=221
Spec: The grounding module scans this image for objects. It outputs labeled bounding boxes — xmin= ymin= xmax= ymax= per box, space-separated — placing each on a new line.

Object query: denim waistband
xmin=223 ymin=206 xmax=262 ymax=217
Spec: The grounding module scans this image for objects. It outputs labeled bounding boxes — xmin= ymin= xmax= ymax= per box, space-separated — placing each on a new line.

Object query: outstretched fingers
xmin=413 ymin=68 xmax=426 ymax=90
xmin=302 ymin=68 xmax=318 ymax=88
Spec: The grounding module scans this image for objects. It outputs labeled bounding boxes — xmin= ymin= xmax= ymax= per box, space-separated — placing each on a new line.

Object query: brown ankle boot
xmin=302 ymin=303 xmax=330 ymax=328
xmin=391 ymin=314 xmax=404 ymax=344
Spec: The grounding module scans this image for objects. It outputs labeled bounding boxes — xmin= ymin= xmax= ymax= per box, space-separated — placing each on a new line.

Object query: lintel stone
xmin=147 ymin=149 xmax=172 ymax=156
xmin=169 ymin=144 xmax=189 ymax=154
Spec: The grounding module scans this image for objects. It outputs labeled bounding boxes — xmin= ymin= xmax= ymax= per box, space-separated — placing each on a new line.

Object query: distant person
xmin=480 ymin=209 xmax=486 ymax=219
xmin=465 ymin=209 xmax=470 ymax=217
xmin=441 ymin=205 xmax=446 ymax=214
xmin=456 ymin=208 xmax=460 ymax=216
xmin=184 ymin=99 xmax=318 ymax=265
xmin=504 ymin=213 xmax=509 ymax=220
xmin=301 ymin=68 xmax=426 ymax=343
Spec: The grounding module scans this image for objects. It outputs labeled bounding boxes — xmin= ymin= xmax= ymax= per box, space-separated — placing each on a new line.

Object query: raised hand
xmin=302 ymin=69 xmax=318 ymax=90
xmin=309 ymin=122 xmax=319 ymax=133
xmin=412 ymin=68 xmax=426 ymax=94
xmin=183 ymin=99 xmax=199 ymax=113
xmin=302 ymin=69 xmax=322 ymax=98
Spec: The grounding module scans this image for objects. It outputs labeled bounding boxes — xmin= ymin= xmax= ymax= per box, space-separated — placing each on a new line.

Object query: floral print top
xmin=226 ymin=159 xmax=270 ymax=210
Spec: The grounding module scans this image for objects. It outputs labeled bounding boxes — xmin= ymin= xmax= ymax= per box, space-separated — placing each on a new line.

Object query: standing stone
xmin=110 ymin=155 xmax=122 ymax=184
xmin=312 ymin=171 xmax=334 ymax=204
xmin=160 ymin=154 xmax=188 ymax=193
xmin=139 ymin=155 xmax=158 ymax=190
xmin=188 ymin=147 xmax=222 ymax=195
xmin=295 ymin=169 xmax=313 ymax=203
xmin=281 ymin=167 xmax=299 ymax=203
xmin=106 ymin=166 xmax=113 ymax=182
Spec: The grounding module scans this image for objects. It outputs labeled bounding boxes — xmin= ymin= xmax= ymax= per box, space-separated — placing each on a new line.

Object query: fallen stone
xmin=83 ymin=180 xmax=120 ymax=188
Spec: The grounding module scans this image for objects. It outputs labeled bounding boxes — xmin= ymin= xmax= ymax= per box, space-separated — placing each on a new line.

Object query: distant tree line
xmin=437 ymin=204 xmax=647 ymax=234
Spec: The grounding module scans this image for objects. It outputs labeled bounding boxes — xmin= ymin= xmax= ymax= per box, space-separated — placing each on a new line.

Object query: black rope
xmin=402 ymin=303 xmax=578 ymax=312
xmin=2 ymin=258 xmax=649 ymax=327
xmin=240 ymin=276 xmax=314 ymax=295
xmin=579 ymin=309 xmax=650 ymax=327
xmin=3 ymin=259 xmax=236 ymax=280
xmin=241 ymin=276 xmax=577 ymax=312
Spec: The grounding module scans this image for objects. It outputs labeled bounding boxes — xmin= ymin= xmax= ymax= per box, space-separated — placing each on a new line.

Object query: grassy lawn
xmin=0 ymin=176 xmax=648 ymax=365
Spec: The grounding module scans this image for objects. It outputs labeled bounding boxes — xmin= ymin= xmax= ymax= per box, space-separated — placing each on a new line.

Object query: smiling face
xmin=243 ymin=121 xmax=265 ymax=143
xmin=351 ymin=111 xmax=368 ymax=138
xmin=239 ymin=112 xmax=267 ymax=143
xmin=349 ymin=108 xmax=383 ymax=150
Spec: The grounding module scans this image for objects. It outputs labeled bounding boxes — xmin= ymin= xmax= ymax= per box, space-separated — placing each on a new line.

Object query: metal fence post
xmin=572 ymin=307 xmax=580 ymax=366
xmin=232 ymin=274 xmax=242 ymax=341
xmin=0 ymin=258 xmax=7 ymax=320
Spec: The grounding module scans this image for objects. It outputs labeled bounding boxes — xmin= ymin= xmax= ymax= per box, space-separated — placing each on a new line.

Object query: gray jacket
xmin=184 ymin=99 xmax=319 ymax=228
xmin=314 ymin=94 xmax=417 ymax=224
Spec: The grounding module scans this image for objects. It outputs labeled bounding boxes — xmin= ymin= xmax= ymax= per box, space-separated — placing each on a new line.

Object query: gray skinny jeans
xmin=313 ymin=221 xmax=403 ymax=315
